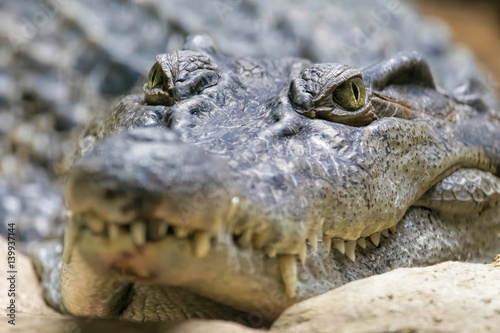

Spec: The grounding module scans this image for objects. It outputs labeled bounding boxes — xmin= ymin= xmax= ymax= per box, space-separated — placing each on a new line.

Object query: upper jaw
xmin=65 ymin=127 xmax=243 ymax=228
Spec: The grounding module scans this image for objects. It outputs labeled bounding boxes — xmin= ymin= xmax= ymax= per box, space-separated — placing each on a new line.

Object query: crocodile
xmin=2 ymin=0 xmax=500 ymax=329
xmin=33 ymin=36 xmax=500 ymax=327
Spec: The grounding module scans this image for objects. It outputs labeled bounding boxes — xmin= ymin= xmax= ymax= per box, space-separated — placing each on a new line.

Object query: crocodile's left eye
xmin=147 ymin=63 xmax=164 ymax=90
xmin=332 ymin=77 xmax=366 ymax=111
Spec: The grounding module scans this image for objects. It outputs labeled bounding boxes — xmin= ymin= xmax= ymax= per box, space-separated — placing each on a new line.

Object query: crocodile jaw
xmin=61 ymin=202 xmax=500 ymax=321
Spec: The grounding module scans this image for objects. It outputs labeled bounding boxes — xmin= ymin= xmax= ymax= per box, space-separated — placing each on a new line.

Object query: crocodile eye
xmin=332 ymin=77 xmax=366 ymax=111
xmin=147 ymin=62 xmax=164 ymax=90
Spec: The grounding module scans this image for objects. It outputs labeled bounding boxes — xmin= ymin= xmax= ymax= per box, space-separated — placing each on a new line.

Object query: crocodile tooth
xmin=345 ymin=240 xmax=356 ymax=262
xmin=148 ymin=220 xmax=168 ymax=240
xmin=307 ymin=230 xmax=318 ymax=252
xmin=370 ymin=232 xmax=381 ymax=247
xmin=298 ymin=242 xmax=307 ymax=264
xmin=157 ymin=221 xmax=168 ymax=238
xmin=237 ymin=228 xmax=253 ymax=248
xmin=87 ymin=214 xmax=105 ymax=233
xmin=322 ymin=235 xmax=332 ymax=255
xmin=356 ymin=237 xmax=366 ymax=249
xmin=333 ymin=239 xmax=345 ymax=254
xmin=381 ymin=229 xmax=390 ymax=238
xmin=173 ymin=226 xmax=189 ymax=238
xmin=317 ymin=217 xmax=325 ymax=229
xmin=63 ymin=216 xmax=79 ymax=264
xmin=278 ymin=254 xmax=297 ymax=298
xmin=131 ymin=221 xmax=146 ymax=246
xmin=389 ymin=225 xmax=397 ymax=234
xmin=193 ymin=231 xmax=211 ymax=258
xmin=108 ymin=224 xmax=120 ymax=240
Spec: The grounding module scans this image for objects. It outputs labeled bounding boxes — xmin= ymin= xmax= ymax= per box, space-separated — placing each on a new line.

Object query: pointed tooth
xmin=148 ymin=220 xmax=168 ymax=240
xmin=317 ymin=217 xmax=325 ymax=229
xmin=158 ymin=222 xmax=168 ymax=237
xmin=307 ymin=230 xmax=318 ymax=252
xmin=87 ymin=215 xmax=105 ymax=233
xmin=278 ymin=254 xmax=297 ymax=298
xmin=370 ymin=232 xmax=381 ymax=246
xmin=322 ymin=236 xmax=332 ymax=255
xmin=63 ymin=216 xmax=79 ymax=264
xmin=174 ymin=226 xmax=189 ymax=238
xmin=345 ymin=241 xmax=356 ymax=262
xmin=108 ymin=224 xmax=120 ymax=240
xmin=65 ymin=210 xmax=73 ymax=219
xmin=389 ymin=225 xmax=397 ymax=234
xmin=131 ymin=221 xmax=146 ymax=246
xmin=381 ymin=229 xmax=389 ymax=238
xmin=237 ymin=228 xmax=253 ymax=248
xmin=298 ymin=242 xmax=307 ymax=264
xmin=357 ymin=237 xmax=366 ymax=249
xmin=333 ymin=239 xmax=345 ymax=254
xmin=193 ymin=231 xmax=211 ymax=258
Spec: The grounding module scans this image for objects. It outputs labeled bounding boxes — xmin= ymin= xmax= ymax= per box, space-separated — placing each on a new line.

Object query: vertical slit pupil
xmin=151 ymin=69 xmax=158 ymax=84
xmin=351 ymin=81 xmax=359 ymax=101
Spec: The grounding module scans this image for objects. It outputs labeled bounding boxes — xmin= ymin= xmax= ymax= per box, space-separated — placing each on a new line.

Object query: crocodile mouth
xmin=64 ymin=207 xmax=398 ymax=301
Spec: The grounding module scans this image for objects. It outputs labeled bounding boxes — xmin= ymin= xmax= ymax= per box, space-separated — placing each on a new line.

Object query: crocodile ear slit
xmin=362 ymin=52 xmax=456 ymax=121
xmin=362 ymin=51 xmax=436 ymax=90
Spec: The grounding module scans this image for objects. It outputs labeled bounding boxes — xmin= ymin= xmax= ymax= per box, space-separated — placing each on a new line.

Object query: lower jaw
xmin=64 ymin=206 xmax=500 ymax=321
xmin=74 ymin=229 xmax=297 ymax=319
xmin=69 ymin=215 xmax=412 ymax=320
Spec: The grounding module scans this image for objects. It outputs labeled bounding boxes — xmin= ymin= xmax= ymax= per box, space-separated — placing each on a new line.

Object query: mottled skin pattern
xmin=12 ymin=0 xmax=497 ymax=328
xmin=31 ymin=34 xmax=500 ymax=326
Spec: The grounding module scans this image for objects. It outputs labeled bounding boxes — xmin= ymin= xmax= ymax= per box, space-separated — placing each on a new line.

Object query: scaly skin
xmin=18 ymin=1 xmax=499 ymax=328
xmin=30 ymin=38 xmax=500 ymax=325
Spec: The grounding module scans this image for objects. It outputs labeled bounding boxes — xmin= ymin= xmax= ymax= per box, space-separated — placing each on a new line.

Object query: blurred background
xmin=418 ymin=0 xmax=500 ymax=93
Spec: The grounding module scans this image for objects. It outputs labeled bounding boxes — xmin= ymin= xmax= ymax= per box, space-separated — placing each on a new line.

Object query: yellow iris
xmin=147 ymin=62 xmax=163 ymax=90
xmin=332 ymin=77 xmax=366 ymax=111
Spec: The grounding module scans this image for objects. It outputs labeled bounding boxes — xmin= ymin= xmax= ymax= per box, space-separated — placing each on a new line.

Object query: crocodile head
xmin=53 ymin=35 xmax=500 ymax=323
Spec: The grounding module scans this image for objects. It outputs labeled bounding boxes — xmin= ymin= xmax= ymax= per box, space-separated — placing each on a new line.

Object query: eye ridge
xmin=332 ymin=77 xmax=366 ymax=111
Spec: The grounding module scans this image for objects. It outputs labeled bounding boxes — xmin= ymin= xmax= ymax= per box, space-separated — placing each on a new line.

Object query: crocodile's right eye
xmin=147 ymin=63 xmax=164 ymax=90
xmin=332 ymin=77 xmax=366 ymax=111
xmin=289 ymin=63 xmax=377 ymax=126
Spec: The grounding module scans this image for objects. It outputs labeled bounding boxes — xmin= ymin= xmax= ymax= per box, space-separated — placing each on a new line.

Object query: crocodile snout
xmin=65 ymin=128 xmax=242 ymax=251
